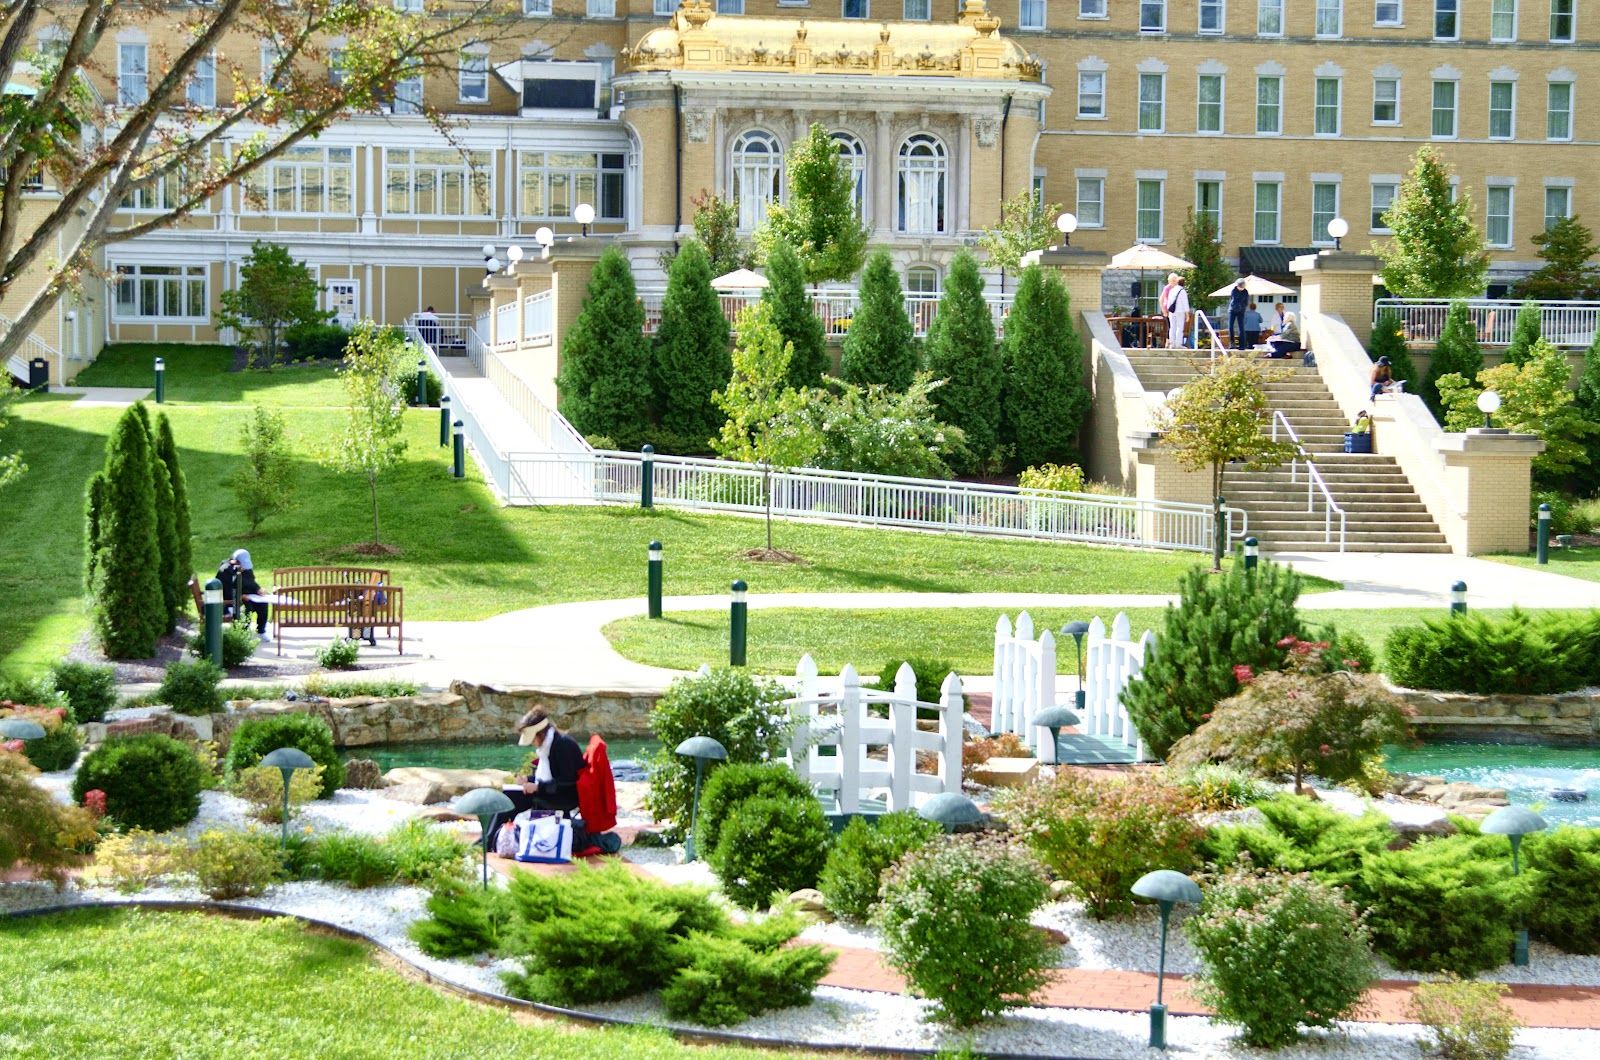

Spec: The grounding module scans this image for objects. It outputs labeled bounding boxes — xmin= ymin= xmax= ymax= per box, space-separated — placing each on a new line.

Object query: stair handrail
xmin=1270 ymin=410 xmax=1348 ymax=553
xmin=1194 ymin=311 xmax=1228 ymax=361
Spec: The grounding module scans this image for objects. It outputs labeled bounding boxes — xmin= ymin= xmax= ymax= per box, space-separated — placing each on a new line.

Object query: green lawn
xmin=0 ymin=908 xmax=824 ymax=1059
xmin=1486 ymin=548 xmax=1600 ymax=582
xmin=1 ymin=344 xmax=1251 ymax=674
xmin=602 ymin=605 xmax=1586 ymax=676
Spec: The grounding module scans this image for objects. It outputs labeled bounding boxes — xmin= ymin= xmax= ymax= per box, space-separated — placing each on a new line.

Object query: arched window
xmin=905 ymin=265 xmax=940 ymax=295
xmin=830 ymin=131 xmax=867 ymax=219
xmin=731 ymin=129 xmax=782 ymax=230
xmin=897 ymin=133 xmax=946 ymax=234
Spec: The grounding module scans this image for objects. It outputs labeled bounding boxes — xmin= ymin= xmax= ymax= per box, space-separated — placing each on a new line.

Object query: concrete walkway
xmin=49 ymin=386 xmax=153 ymax=408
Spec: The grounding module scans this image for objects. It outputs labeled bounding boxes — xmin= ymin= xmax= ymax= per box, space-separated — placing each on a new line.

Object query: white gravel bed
xmin=178 ymin=787 xmax=430 ymax=839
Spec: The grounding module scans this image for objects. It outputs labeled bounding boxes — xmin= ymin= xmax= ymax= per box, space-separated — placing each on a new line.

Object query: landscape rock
xmin=788 ymin=888 xmax=833 ymax=921
xmin=1387 ymin=816 xmax=1459 ymax=849
xmin=384 ymin=781 xmax=448 ymax=805
xmin=381 ymin=766 xmax=512 ymax=801
xmin=1049 ymin=880 xmax=1073 ymax=901
xmin=342 ymin=758 xmax=384 ymax=790
xmin=1392 ymin=687 xmax=1600 ymax=745
xmin=970 ymin=757 xmax=1039 ymax=789
xmin=1035 ymin=925 xmax=1071 ymax=947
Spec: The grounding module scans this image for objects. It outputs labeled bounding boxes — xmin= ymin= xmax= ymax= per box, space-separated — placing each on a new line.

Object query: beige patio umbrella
xmin=1107 ymin=244 xmax=1196 ymax=315
xmin=1209 ymin=274 xmax=1296 ymax=300
xmin=711 ymin=268 xmax=768 ymax=290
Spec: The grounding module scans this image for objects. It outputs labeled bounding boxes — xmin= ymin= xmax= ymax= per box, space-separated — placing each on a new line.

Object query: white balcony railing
xmin=1374 ymin=298 xmax=1600 ymax=349
xmin=637 ymin=288 xmax=1013 ymax=339
xmin=521 ymin=290 xmax=554 ymax=347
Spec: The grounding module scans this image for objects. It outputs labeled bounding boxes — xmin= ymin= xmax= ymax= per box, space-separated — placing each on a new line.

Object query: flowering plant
xmin=82 ymin=789 xmax=107 ymax=818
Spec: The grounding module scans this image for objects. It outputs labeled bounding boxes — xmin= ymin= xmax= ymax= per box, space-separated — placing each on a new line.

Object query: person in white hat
xmin=485 ymin=710 xmax=585 ymax=849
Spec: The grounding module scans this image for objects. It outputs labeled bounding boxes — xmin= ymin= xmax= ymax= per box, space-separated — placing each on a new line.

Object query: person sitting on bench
xmin=220 ymin=549 xmax=269 ymax=634
xmin=485 ymin=710 xmax=584 ymax=849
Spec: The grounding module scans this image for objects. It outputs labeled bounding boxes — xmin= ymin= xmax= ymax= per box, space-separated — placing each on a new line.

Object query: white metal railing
xmin=1373 ymin=298 xmax=1600 ymax=349
xmin=0 ymin=311 xmax=61 ymax=383
xmin=1194 ymin=310 xmax=1229 ymax=361
xmin=636 ymin=288 xmax=1014 ymax=340
xmin=521 ymin=290 xmax=554 ymax=347
xmin=493 ymin=302 xmax=518 ymax=350
xmin=1271 ymin=409 xmax=1347 ymax=552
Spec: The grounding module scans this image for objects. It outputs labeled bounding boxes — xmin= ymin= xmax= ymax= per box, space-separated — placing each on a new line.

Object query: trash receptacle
xmin=1343 ymin=431 xmax=1372 ymax=454
xmin=27 ymin=358 xmax=47 ymax=391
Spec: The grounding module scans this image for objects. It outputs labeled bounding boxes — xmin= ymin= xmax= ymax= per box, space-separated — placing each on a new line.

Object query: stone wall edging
xmin=1394 ymin=684 xmax=1600 ymax=745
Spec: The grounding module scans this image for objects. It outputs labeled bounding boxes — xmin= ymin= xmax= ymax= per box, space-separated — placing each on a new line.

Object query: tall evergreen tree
xmin=154 ymin=413 xmax=193 ymax=616
xmin=1574 ymin=324 xmax=1600 ymax=493
xmin=923 ymin=252 xmax=1002 ymax=472
xmin=1377 ymin=147 xmax=1490 ymax=298
xmin=1503 ymin=300 xmax=1543 ymax=366
xmin=1368 ymin=309 xmax=1420 ymax=396
xmin=1000 ymin=266 xmax=1089 ymax=468
xmin=83 ymin=472 xmax=106 ymax=594
xmin=1179 ymin=210 xmax=1233 ymax=320
xmin=840 ymin=250 xmax=916 ymax=391
xmin=762 ymin=237 xmax=829 ymax=390
xmin=555 ymin=245 xmax=652 ymax=447
xmin=1513 ymin=215 xmax=1600 ymax=300
xmin=1422 ymin=301 xmax=1484 ymax=420
xmin=93 ymin=407 xmax=167 ymax=658
xmin=756 ymin=122 xmax=869 ymax=286
xmin=652 ymin=240 xmax=733 ymax=448
xmin=124 ymin=403 xmax=180 ymax=631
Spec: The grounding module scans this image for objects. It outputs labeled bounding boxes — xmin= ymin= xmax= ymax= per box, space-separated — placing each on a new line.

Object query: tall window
xmin=1196 ymin=180 xmax=1222 ymax=235
xmin=732 ymin=130 xmax=783 ymax=230
xmin=460 ymin=52 xmax=488 ymax=103
xmin=1076 ymin=176 xmax=1104 ymax=227
xmin=904 ymin=0 xmax=931 ymax=19
xmin=1138 ymin=73 xmax=1165 ymax=132
xmin=1373 ymin=78 xmax=1399 ymax=124
xmin=1371 ymin=182 xmax=1397 ymax=231
xmin=1258 ymin=0 xmax=1284 ymax=35
xmin=1547 ymin=81 xmax=1572 ymax=140
xmin=260 ymin=42 xmax=286 ymax=89
xmin=1434 ymin=0 xmax=1459 ymax=39
xmin=242 ymin=146 xmax=356 ymax=215
xmin=1431 ymin=80 xmax=1458 ymax=138
xmin=1545 ymin=186 xmax=1572 ymax=229
xmin=525 ymin=0 xmax=551 ymax=13
xmin=1080 ymin=0 xmax=1107 ymax=14
xmin=518 ymin=151 xmax=625 ymax=220
xmin=114 ymin=264 xmax=208 ymax=321
xmin=1140 ymin=1 xmax=1166 ymax=32
xmin=1136 ymin=178 xmax=1164 ymax=242
xmin=1489 ymin=81 xmax=1516 ymax=139
xmin=1375 ymin=1 xmax=1402 ymax=25
xmin=187 ymin=52 xmax=216 ymax=108
xmin=832 ymin=132 xmax=867 ymax=218
xmin=715 ymin=1 xmax=743 ymax=12
xmin=1199 ymin=0 xmax=1225 ymax=33
xmin=1197 ymin=75 xmax=1223 ymax=133
xmin=1018 ymin=0 xmax=1044 ymax=29
xmin=1551 ymin=0 xmax=1575 ymax=42
xmin=384 ymin=148 xmax=493 ymax=217
xmin=1486 ymin=185 xmax=1513 ymax=247
xmin=122 ymin=171 xmax=187 ymax=212
xmin=1491 ymin=0 xmax=1518 ymax=40
xmin=654 ymin=0 xmax=675 ymax=14
xmin=1315 ymin=0 xmax=1343 ymax=36
xmin=392 ymin=71 xmax=423 ymax=114
xmin=1077 ymin=70 xmax=1105 ymax=118
xmin=1253 ymin=181 xmax=1281 ymax=243
xmin=587 ymin=0 xmax=616 ymax=15
xmin=1256 ymin=75 xmax=1282 ymax=134
xmin=1311 ymin=182 xmax=1340 ymax=243
xmin=842 ymin=0 xmax=867 ymax=17
xmin=1314 ymin=78 xmax=1341 ymax=135
xmin=118 ymin=42 xmax=147 ymax=106
xmin=897 ymin=134 xmax=947 ymax=234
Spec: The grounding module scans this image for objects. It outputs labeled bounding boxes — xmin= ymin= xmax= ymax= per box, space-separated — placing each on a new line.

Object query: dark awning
xmin=1239 ymin=246 xmax=1317 ymax=277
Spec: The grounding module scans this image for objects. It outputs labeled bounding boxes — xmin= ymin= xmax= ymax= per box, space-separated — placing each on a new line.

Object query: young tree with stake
xmin=328 ymin=324 xmax=410 ymax=550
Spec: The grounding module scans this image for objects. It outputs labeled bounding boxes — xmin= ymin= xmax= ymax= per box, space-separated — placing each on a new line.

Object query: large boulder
xmin=381 ymin=766 xmax=514 ymax=803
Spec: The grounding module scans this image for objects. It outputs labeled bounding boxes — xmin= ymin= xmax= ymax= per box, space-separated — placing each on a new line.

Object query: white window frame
xmin=1311 ymin=181 xmax=1341 ymax=245
xmin=842 ymin=0 xmax=868 ymax=17
xmin=122 ymin=170 xmax=189 ymax=213
xmin=1135 ymin=177 xmax=1165 ymax=243
xmin=1258 ymin=0 xmax=1284 ymax=36
xmin=1372 ymin=77 xmax=1400 ymax=125
xmin=241 ymin=146 xmax=357 ymax=216
xmin=1485 ymin=183 xmax=1514 ymax=248
xmin=517 ymin=150 xmax=626 ymax=221
xmin=903 ymin=0 xmax=932 ymax=20
xmin=117 ymin=42 xmax=148 ymax=106
xmin=716 ymin=0 xmax=745 ymax=12
xmin=1551 ymin=0 xmax=1575 ymax=43
xmin=459 ymin=50 xmax=488 ymax=104
xmin=524 ymin=0 xmax=551 ymax=14
xmin=1076 ymin=174 xmax=1105 ymax=228
xmin=1018 ymin=0 xmax=1044 ymax=30
xmin=905 ymin=265 xmax=940 ymax=296
xmin=1375 ymin=1 xmax=1402 ymax=26
xmin=1256 ymin=75 xmax=1282 ymax=135
xmin=1077 ymin=70 xmax=1106 ymax=119
xmin=586 ymin=0 xmax=617 ymax=16
xmin=732 ymin=129 xmax=784 ymax=231
xmin=1491 ymin=0 xmax=1519 ymax=41
xmin=113 ymin=264 xmax=209 ymax=322
xmin=1140 ymin=1 xmax=1167 ymax=33
xmin=896 ymin=133 xmax=948 ymax=235
xmin=187 ymin=51 xmax=216 ymax=108
xmin=1314 ymin=77 xmax=1342 ymax=136
xmin=1545 ymin=184 xmax=1573 ymax=230
xmin=654 ymin=0 xmax=675 ymax=14
xmin=1315 ymin=0 xmax=1344 ymax=37
xmin=1195 ymin=178 xmax=1224 ymax=237
xmin=383 ymin=148 xmax=494 ymax=218
xmin=1079 ymin=0 xmax=1108 ymax=17
xmin=1431 ymin=79 xmax=1459 ymax=139
xmin=1370 ymin=180 xmax=1398 ymax=233
xmin=1488 ymin=81 xmax=1516 ymax=140
xmin=1434 ymin=0 xmax=1460 ymax=40
xmin=1199 ymin=0 xmax=1226 ymax=34
xmin=1253 ymin=179 xmax=1282 ymax=244
xmin=1197 ymin=74 xmax=1224 ymax=134
xmin=1138 ymin=73 xmax=1166 ymax=133
xmin=832 ymin=131 xmax=868 ymax=221
xmin=1548 ymin=79 xmax=1574 ymax=141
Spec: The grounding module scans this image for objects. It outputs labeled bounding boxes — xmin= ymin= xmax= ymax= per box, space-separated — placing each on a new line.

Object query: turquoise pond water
xmin=346 ymin=739 xmax=658 ymax=782
xmin=1384 ymin=743 xmax=1600 ymax=827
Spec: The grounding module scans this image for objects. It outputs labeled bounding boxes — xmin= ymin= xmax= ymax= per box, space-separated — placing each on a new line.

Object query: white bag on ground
xmin=515 ymin=813 xmax=573 ymax=864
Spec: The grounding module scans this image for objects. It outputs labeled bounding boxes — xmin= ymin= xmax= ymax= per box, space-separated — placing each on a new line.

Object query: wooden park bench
xmin=267 ymin=567 xmax=404 ymax=656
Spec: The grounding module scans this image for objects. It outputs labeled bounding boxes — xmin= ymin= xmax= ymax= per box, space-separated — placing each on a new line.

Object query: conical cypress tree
xmin=1503 ymin=300 xmax=1543 ymax=366
xmin=923 ymin=251 xmax=1002 ymax=473
xmin=1368 ymin=310 xmax=1421 ymax=396
xmin=94 ymin=406 xmax=167 ymax=658
xmin=1422 ymin=301 xmax=1484 ymax=420
xmin=556 ymin=245 xmax=653 ymax=448
xmin=155 ymin=413 xmax=193 ymax=616
xmin=1000 ymin=266 xmax=1089 ymax=469
xmin=84 ymin=471 xmax=106 ymax=593
xmin=840 ymin=249 xmax=915 ymax=391
xmin=763 ymin=238 xmax=828 ymax=389
xmin=652 ymin=240 xmax=732 ymax=448
xmin=128 ymin=402 xmax=179 ymax=631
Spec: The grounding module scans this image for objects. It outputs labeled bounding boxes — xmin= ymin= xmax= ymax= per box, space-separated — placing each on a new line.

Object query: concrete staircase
xmin=1120 ymin=350 xmax=1450 ymax=554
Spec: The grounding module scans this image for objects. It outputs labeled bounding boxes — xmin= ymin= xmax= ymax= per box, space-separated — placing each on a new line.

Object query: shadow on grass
xmin=73 ymin=344 xmax=343 ymax=406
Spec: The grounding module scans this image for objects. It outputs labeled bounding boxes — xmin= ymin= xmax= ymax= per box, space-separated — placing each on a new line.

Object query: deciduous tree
xmin=215 ymin=241 xmax=329 ymax=368
xmin=756 ymin=123 xmax=868 ymax=286
xmin=555 ymin=245 xmax=652 ymax=447
xmin=840 ymin=250 xmax=915 ymax=391
xmin=0 ymin=382 xmax=21 ymax=491
xmin=1438 ymin=339 xmax=1599 ymax=485
xmin=327 ymin=323 xmax=410 ymax=549
xmin=227 ymin=405 xmax=296 ymax=534
xmin=652 ymin=240 xmax=732 ymax=449
xmin=977 ymin=189 xmax=1060 ymax=292
xmin=1377 ymin=147 xmax=1490 ymax=299
xmin=1000 ymin=265 xmax=1088 ymax=468
xmin=922 ymin=252 xmax=1001 ymax=473
xmin=1512 ymin=215 xmax=1600 ymax=300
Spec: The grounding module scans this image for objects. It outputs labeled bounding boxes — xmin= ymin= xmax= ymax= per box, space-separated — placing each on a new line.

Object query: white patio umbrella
xmin=711 ymin=268 xmax=769 ymax=290
xmin=1107 ymin=245 xmax=1195 ymax=316
xmin=1209 ymin=274 xmax=1296 ymax=300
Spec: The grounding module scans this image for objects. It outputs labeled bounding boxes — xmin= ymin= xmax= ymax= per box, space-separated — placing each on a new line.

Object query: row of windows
xmin=1082 ymin=69 xmax=1576 ymax=142
xmin=1115 ymin=0 xmax=1575 ymax=42
xmin=1074 ymin=174 xmax=1574 ymax=250
xmin=731 ymin=129 xmax=949 ymax=235
xmin=526 ymin=2 xmax=943 ymax=19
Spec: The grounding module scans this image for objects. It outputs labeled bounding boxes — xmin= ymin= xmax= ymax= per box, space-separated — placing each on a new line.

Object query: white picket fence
xmin=990 ymin=611 xmax=1151 ymax=763
xmin=783 ymin=656 xmax=963 ymax=813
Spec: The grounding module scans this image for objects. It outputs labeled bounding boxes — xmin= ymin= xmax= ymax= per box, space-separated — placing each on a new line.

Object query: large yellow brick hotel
xmin=10 ymin=0 xmax=1596 ymax=355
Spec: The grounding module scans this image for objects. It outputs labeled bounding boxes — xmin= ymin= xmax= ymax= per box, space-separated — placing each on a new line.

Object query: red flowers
xmin=83 ymin=789 xmax=107 ymax=818
xmin=1232 ymin=664 xmax=1256 ymax=685
xmin=1 ymin=739 xmax=23 ymax=754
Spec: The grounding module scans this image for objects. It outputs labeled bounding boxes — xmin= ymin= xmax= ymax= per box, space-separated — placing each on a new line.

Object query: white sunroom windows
xmin=732 ymin=129 xmax=783 ymax=230
xmin=241 ymin=146 xmax=356 ymax=215
xmin=114 ymin=264 xmax=208 ymax=321
xmin=384 ymin=148 xmax=493 ymax=217
xmin=518 ymin=151 xmax=626 ymax=221
xmin=897 ymin=133 xmax=948 ymax=234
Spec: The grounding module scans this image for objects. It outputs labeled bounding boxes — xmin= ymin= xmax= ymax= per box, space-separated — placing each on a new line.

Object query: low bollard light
xmin=676 ymin=736 xmax=728 ymax=861
xmin=0 ymin=717 xmax=47 ymax=742
xmin=1450 ymin=580 xmax=1468 ymax=616
xmin=641 ymin=444 xmax=655 ymax=509
xmin=729 ymin=580 xmax=748 ymax=666
xmin=414 ymin=359 xmax=427 ymax=406
xmin=259 ymin=747 xmax=316 ymax=850
xmin=439 ymin=395 xmax=451 ymax=447
xmin=1243 ymin=536 xmax=1259 ymax=571
xmin=455 ymin=787 xmax=515 ymax=889
xmin=154 ymin=357 xmax=165 ymax=404
xmin=647 ymin=540 xmax=663 ymax=619
xmin=452 ymin=420 xmax=466 ymax=479
xmin=1482 ymin=806 xmax=1548 ymax=966
xmin=1133 ymin=870 xmax=1204 ymax=1049
xmin=1031 ymin=704 xmax=1079 ymax=767
xmin=1537 ymin=503 xmax=1551 ymax=565
xmin=203 ymin=578 xmax=224 ymax=668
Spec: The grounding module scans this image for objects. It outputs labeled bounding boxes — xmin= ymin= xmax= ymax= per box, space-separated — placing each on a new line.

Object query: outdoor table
xmin=1106 ymin=315 xmax=1167 ymax=349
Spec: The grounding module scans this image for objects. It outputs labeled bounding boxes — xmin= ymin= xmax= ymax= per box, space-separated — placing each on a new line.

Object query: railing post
xmin=452 ymin=420 xmax=466 ymax=479
xmin=640 ymin=444 xmax=655 ymax=509
xmin=438 ymin=395 xmax=451 ymax=447
xmin=647 ymin=540 xmax=663 ymax=619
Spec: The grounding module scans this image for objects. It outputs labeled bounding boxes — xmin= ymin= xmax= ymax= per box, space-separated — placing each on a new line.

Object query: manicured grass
xmin=602 ymin=605 xmax=1590 ymax=676
xmin=0 ymin=908 xmax=824 ymax=1059
xmin=1487 ymin=548 xmax=1600 ymax=582
xmin=73 ymin=342 xmax=346 ymax=406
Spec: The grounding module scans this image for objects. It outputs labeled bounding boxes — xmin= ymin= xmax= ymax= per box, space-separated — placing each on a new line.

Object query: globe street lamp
xmin=505 ymin=244 xmax=524 ymax=272
xmin=481 ymin=243 xmax=497 ymax=276
xmin=1133 ymin=869 xmax=1204 ymax=1049
xmin=1327 ymin=216 xmax=1350 ymax=251
xmin=1481 ymin=805 xmax=1548 ymax=966
xmin=676 ymin=735 xmax=727 ymax=861
xmin=575 ymin=202 xmax=596 ymax=237
xmin=1478 ymin=389 xmax=1502 ymax=430
xmin=535 ymin=226 xmax=555 ymax=260
xmin=1056 ymin=211 xmax=1078 ymax=248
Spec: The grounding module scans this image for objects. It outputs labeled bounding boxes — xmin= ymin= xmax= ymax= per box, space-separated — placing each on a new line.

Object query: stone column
xmin=1436 ymin=430 xmax=1545 ymax=555
xmin=873 ymin=117 xmax=894 ymax=236
xmin=1130 ymin=432 xmax=1213 ymax=548
xmin=1291 ymin=250 xmax=1380 ymax=347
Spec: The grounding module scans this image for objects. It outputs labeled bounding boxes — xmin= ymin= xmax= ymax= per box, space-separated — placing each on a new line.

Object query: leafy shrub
xmin=1185 ymin=869 xmax=1374 ymax=1049
xmin=188 ymin=828 xmax=284 ymax=900
xmin=3 ymin=707 xmax=81 ymax=772
xmin=1523 ymin=826 xmax=1600 ymax=954
xmin=92 ymin=828 xmax=187 ymax=893
xmin=1408 ymin=976 xmax=1519 ymax=1060
xmin=708 ymin=795 xmax=832 ymax=909
xmin=645 ymin=667 xmax=792 ymax=834
xmin=998 ymin=770 xmax=1203 ymax=920
xmin=0 ymin=750 xmax=97 ymax=885
xmin=875 ymin=835 xmax=1055 ymax=1027
xmin=0 ymin=673 xmax=64 ymax=710
xmin=963 ymin=731 xmax=1032 ymax=783
xmin=186 ymin=623 xmax=260 ymax=669
xmin=409 ymin=879 xmax=518 ymax=957
xmin=156 ymin=659 xmax=225 ymax=716
xmin=50 ymin=661 xmax=117 ymax=723
xmin=1532 ymin=489 xmax=1600 ymax=536
xmin=284 ymin=322 xmax=351 ymax=362
xmin=225 ymin=713 xmax=344 ymax=797
xmin=394 ymin=362 xmax=443 ymax=407
xmin=876 ymin=657 xmax=957 ymax=706
xmin=306 ymin=831 xmax=397 ymax=888
xmin=232 ymin=764 xmax=323 ymax=823
xmin=384 ymin=818 xmax=470 ymax=884
xmin=1016 ymin=462 xmax=1086 ymax=494
xmin=695 ymin=761 xmax=814 ymax=862
xmin=301 ymin=676 xmax=418 ymax=698
xmin=661 ymin=922 xmax=834 ymax=1026
xmin=818 ymin=810 xmax=942 ymax=921
xmin=1174 ymin=764 xmax=1271 ymax=811
xmin=1385 ymin=609 xmax=1600 ymax=694
xmin=314 ymin=636 xmax=361 ymax=670
xmin=73 ymin=734 xmax=205 ymax=832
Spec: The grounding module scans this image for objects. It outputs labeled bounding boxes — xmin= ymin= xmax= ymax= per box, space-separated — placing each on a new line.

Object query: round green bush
xmin=707 ymin=795 xmax=831 ymax=910
xmin=818 ymin=810 xmax=942 ymax=921
xmin=156 ymin=659 xmax=225 ymax=716
xmin=186 ymin=624 xmax=260 ymax=669
xmin=1521 ymin=827 xmax=1600 ymax=955
xmin=20 ymin=718 xmax=81 ymax=772
xmin=696 ymin=761 xmax=815 ymax=862
xmin=876 ymin=658 xmax=958 ymax=705
xmin=50 ymin=662 xmax=118 ymax=723
xmin=72 ymin=734 xmax=204 ymax=832
xmin=225 ymin=713 xmax=344 ymax=797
